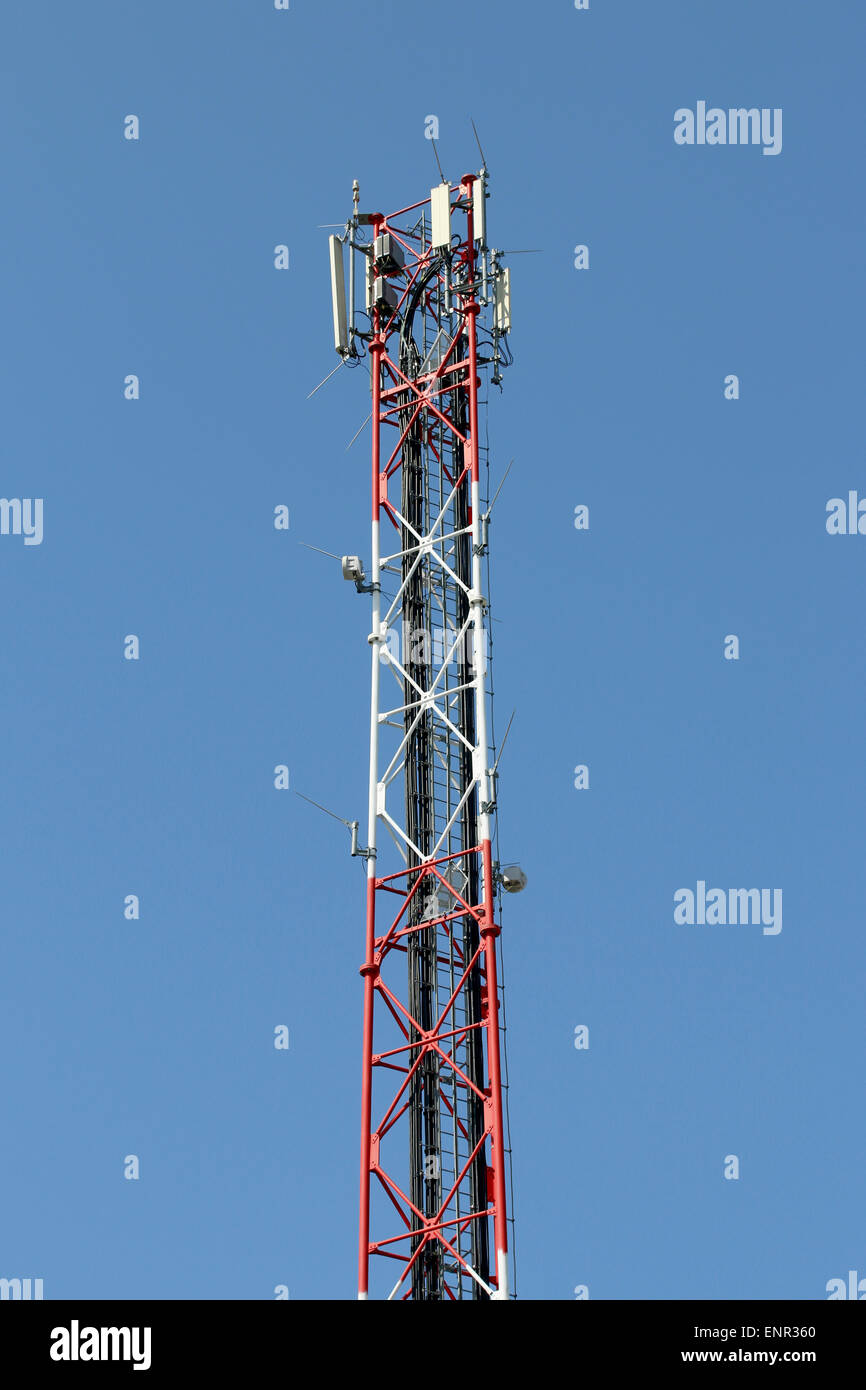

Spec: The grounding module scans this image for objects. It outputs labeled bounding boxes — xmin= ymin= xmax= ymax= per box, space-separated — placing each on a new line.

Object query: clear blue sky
xmin=1 ymin=0 xmax=863 ymax=1300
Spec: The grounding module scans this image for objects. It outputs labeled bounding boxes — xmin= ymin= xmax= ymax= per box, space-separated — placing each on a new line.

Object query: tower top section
xmin=327 ymin=169 xmax=513 ymax=389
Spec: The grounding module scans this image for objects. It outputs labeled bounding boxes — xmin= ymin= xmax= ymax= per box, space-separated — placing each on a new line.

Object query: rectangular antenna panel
xmin=430 ymin=182 xmax=452 ymax=250
xmin=472 ymin=176 xmax=486 ymax=246
xmin=494 ymin=266 xmax=511 ymax=332
xmin=328 ymin=235 xmax=348 ymax=355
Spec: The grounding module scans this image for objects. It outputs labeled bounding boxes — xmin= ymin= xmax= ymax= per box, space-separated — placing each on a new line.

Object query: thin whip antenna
xmin=299 ymin=541 xmax=342 ymax=561
xmin=430 ymin=136 xmax=446 ymax=184
xmin=470 ymin=117 xmax=488 ymax=170
xmin=294 ymin=789 xmax=352 ymax=828
xmin=307 ymin=358 xmax=346 ymax=400
xmin=346 ymin=411 xmax=373 ymax=452
xmin=486 ymin=458 xmax=514 ymax=514
xmin=491 ymin=709 xmax=516 ymax=778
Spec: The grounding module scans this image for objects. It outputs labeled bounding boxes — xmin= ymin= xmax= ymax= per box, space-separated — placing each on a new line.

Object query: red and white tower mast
xmin=328 ymin=164 xmax=519 ymax=1301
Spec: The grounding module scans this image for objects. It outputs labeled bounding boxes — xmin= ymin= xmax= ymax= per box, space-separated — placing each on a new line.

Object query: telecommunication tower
xmin=326 ymin=161 xmax=522 ymax=1301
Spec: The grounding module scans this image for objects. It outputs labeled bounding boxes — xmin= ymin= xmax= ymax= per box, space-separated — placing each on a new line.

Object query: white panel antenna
xmin=494 ymin=266 xmax=511 ymax=332
xmin=472 ymin=175 xmax=486 ymax=246
xmin=430 ymin=182 xmax=452 ymax=250
xmin=329 ymin=235 xmax=349 ymax=355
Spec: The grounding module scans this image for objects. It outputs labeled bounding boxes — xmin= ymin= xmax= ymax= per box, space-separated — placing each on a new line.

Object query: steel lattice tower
xmin=328 ymin=167 xmax=517 ymax=1300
